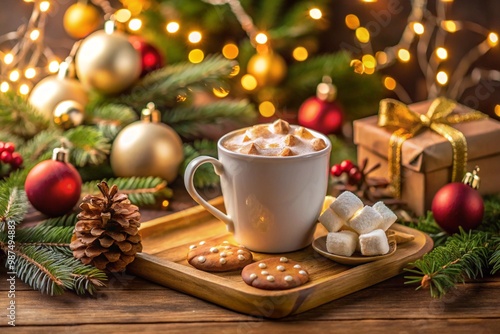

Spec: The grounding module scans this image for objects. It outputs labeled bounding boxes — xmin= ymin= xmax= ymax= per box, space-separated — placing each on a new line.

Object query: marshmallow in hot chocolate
xmin=222 ymin=119 xmax=327 ymax=156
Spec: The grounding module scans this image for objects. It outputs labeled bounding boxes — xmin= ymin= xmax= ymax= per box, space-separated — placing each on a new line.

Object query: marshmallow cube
xmin=319 ymin=208 xmax=344 ymax=233
xmin=359 ymin=229 xmax=390 ymax=256
xmin=347 ymin=205 xmax=384 ymax=235
xmin=373 ymin=201 xmax=397 ymax=231
xmin=330 ymin=191 xmax=364 ymax=221
xmin=326 ymin=230 xmax=358 ymax=257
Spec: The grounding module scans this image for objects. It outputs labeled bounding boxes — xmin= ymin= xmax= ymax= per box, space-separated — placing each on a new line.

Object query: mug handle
xmin=184 ymin=156 xmax=235 ymax=233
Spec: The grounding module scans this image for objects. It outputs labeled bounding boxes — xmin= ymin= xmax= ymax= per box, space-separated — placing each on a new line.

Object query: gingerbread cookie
xmin=187 ymin=240 xmax=253 ymax=272
xmin=241 ymin=257 xmax=309 ymax=290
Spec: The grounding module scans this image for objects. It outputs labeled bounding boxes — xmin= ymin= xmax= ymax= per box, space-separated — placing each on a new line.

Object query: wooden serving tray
xmin=127 ymin=197 xmax=434 ymax=318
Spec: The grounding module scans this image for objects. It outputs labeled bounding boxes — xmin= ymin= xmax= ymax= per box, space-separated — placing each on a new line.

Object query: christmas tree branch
xmin=39 ymin=213 xmax=78 ymax=227
xmin=81 ymin=177 xmax=172 ymax=207
xmin=110 ymin=55 xmax=237 ymax=109
xmin=165 ymin=99 xmax=257 ymax=139
xmin=0 ymin=92 xmax=50 ymax=139
xmin=404 ymin=230 xmax=492 ymax=298
xmin=0 ymin=186 xmax=28 ymax=230
xmin=64 ymin=126 xmax=111 ymax=167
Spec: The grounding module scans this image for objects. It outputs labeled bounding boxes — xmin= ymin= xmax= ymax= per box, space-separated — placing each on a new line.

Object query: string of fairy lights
xmin=2 ymin=0 xmax=500 ymax=118
xmin=351 ymin=0 xmax=500 ymax=116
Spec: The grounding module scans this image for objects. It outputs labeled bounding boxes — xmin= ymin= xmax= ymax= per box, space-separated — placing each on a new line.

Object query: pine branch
xmin=2 ymin=244 xmax=72 ymax=295
xmin=0 ymin=91 xmax=50 ymax=139
xmin=164 ymin=99 xmax=257 ymax=139
xmin=13 ymin=225 xmax=74 ymax=256
xmin=90 ymin=103 xmax=138 ymax=140
xmin=17 ymin=129 xmax=62 ymax=166
xmin=180 ymin=140 xmax=219 ymax=188
xmin=82 ymin=177 xmax=172 ymax=207
xmin=480 ymin=195 xmax=500 ymax=233
xmin=70 ymin=264 xmax=108 ymax=295
xmin=0 ymin=186 xmax=28 ymax=231
xmin=490 ymin=235 xmax=500 ymax=274
xmin=39 ymin=213 xmax=79 ymax=227
xmin=404 ymin=230 xmax=492 ymax=298
xmin=110 ymin=55 xmax=237 ymax=109
xmin=64 ymin=126 xmax=111 ymax=167
xmin=0 ymin=130 xmax=24 ymax=148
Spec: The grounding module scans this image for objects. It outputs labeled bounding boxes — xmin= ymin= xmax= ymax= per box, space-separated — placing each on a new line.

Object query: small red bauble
xmin=298 ymin=97 xmax=343 ymax=135
xmin=25 ymin=148 xmax=82 ymax=217
xmin=431 ymin=182 xmax=484 ymax=234
xmin=129 ymin=36 xmax=164 ymax=77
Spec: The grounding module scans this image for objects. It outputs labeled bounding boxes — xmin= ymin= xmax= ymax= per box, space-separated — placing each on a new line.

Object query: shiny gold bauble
xmin=110 ymin=119 xmax=184 ymax=183
xmin=75 ymin=29 xmax=141 ymax=95
xmin=28 ymin=75 xmax=88 ymax=121
xmin=53 ymin=100 xmax=85 ymax=130
xmin=247 ymin=52 xmax=287 ymax=86
xmin=63 ymin=3 xmax=102 ymax=39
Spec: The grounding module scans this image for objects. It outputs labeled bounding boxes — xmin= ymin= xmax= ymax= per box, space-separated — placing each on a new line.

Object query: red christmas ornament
xmin=129 ymin=36 xmax=164 ymax=77
xmin=298 ymin=76 xmax=343 ymax=135
xmin=431 ymin=167 xmax=484 ymax=234
xmin=25 ymin=147 xmax=82 ymax=217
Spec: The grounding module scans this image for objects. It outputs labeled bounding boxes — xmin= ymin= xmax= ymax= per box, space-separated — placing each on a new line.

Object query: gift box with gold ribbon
xmin=353 ymin=98 xmax=500 ymax=216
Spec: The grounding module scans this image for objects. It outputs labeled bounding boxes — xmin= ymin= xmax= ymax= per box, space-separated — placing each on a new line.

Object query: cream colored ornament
xmin=53 ymin=100 xmax=85 ymax=130
xmin=75 ymin=21 xmax=141 ymax=95
xmin=110 ymin=103 xmax=184 ymax=183
xmin=28 ymin=60 xmax=88 ymax=121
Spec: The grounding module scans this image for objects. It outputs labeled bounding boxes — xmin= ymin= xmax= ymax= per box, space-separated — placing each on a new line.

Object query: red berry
xmin=3 ymin=142 xmax=15 ymax=153
xmin=330 ymin=164 xmax=343 ymax=177
xmin=0 ymin=142 xmax=4 ymax=153
xmin=348 ymin=167 xmax=362 ymax=185
xmin=11 ymin=152 xmax=23 ymax=168
xmin=0 ymin=151 xmax=12 ymax=163
xmin=340 ymin=160 xmax=355 ymax=173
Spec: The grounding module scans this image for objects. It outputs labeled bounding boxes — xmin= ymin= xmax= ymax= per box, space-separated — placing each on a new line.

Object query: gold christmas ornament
xmin=28 ymin=60 xmax=88 ymax=121
xmin=247 ymin=51 xmax=287 ymax=86
xmin=53 ymin=100 xmax=85 ymax=130
xmin=75 ymin=21 xmax=141 ymax=95
xmin=63 ymin=2 xmax=102 ymax=39
xmin=110 ymin=103 xmax=184 ymax=183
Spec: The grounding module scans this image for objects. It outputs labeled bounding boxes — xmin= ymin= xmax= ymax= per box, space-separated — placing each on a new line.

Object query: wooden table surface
xmin=1 ymin=185 xmax=499 ymax=333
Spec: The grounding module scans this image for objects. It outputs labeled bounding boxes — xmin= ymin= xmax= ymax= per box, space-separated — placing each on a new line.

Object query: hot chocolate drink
xmin=222 ymin=119 xmax=327 ymax=156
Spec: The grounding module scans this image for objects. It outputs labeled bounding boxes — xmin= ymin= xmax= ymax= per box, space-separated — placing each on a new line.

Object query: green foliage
xmin=0 ymin=186 xmax=28 ymax=230
xmin=39 ymin=213 xmax=79 ymax=227
xmin=0 ymin=91 xmax=50 ymax=138
xmin=88 ymin=103 xmax=138 ymax=140
xmin=110 ymin=55 xmax=237 ymax=110
xmin=180 ymin=140 xmax=219 ymax=188
xmin=165 ymin=99 xmax=257 ymax=139
xmin=64 ymin=126 xmax=111 ymax=167
xmin=82 ymin=177 xmax=173 ymax=207
xmin=399 ymin=211 xmax=450 ymax=248
xmin=404 ymin=229 xmax=492 ymax=298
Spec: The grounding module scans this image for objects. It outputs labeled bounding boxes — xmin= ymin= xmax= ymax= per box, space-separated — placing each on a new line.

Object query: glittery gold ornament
xmin=28 ymin=61 xmax=88 ymax=121
xmin=53 ymin=100 xmax=85 ymax=130
xmin=75 ymin=21 xmax=141 ymax=95
xmin=247 ymin=51 xmax=287 ymax=86
xmin=110 ymin=103 xmax=184 ymax=182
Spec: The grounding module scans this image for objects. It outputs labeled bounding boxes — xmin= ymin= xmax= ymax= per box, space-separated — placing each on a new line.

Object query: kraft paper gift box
xmin=353 ymin=99 xmax=500 ymax=216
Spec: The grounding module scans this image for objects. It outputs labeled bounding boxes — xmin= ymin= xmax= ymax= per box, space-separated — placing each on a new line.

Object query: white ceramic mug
xmin=184 ymin=125 xmax=332 ymax=253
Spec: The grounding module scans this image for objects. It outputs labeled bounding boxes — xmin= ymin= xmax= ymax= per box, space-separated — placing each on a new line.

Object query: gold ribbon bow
xmin=378 ymin=97 xmax=487 ymax=198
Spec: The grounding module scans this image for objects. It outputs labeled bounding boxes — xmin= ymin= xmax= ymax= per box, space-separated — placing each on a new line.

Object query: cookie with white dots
xmin=241 ymin=257 xmax=309 ymax=290
xmin=187 ymin=240 xmax=253 ymax=272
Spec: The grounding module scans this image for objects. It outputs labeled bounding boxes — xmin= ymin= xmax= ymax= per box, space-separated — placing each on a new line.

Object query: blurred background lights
xmin=436 ymin=47 xmax=448 ymax=60
xmin=309 ymin=8 xmax=322 ymax=20
xmin=39 ymin=1 xmax=50 ymax=12
xmin=488 ymin=32 xmax=498 ymax=47
xmin=292 ymin=46 xmax=308 ymax=61
xmin=188 ymin=31 xmax=202 ymax=43
xmin=412 ymin=22 xmax=425 ymax=35
xmin=19 ymin=83 xmax=30 ymax=95
xmin=255 ymin=32 xmax=268 ymax=45
xmin=355 ymin=27 xmax=370 ymax=43
xmin=436 ymin=71 xmax=448 ymax=85
xmin=383 ymin=76 xmax=396 ymax=90
xmin=115 ymin=9 xmax=132 ymax=23
xmin=188 ymin=49 xmax=204 ymax=63
xmin=213 ymin=87 xmax=230 ymax=98
xmin=48 ymin=60 xmax=59 ymax=73
xmin=397 ymin=48 xmax=411 ymax=62
xmin=259 ymin=101 xmax=276 ymax=117
xmin=222 ymin=43 xmax=239 ymax=59
xmin=241 ymin=74 xmax=257 ymax=91
xmin=128 ymin=18 xmax=142 ymax=31
xmin=345 ymin=14 xmax=360 ymax=30
xmin=166 ymin=21 xmax=180 ymax=33
xmin=0 ymin=82 xmax=9 ymax=93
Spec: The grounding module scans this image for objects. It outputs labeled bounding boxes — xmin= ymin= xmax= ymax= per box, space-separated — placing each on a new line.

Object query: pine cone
xmin=70 ymin=181 xmax=142 ymax=272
